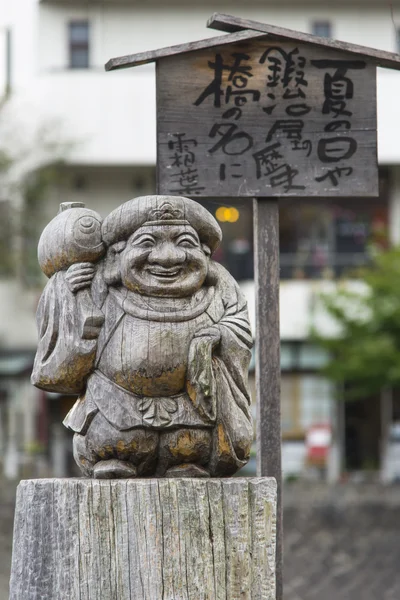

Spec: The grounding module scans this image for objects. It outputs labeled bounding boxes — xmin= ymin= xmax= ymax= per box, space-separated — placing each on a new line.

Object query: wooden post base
xmin=10 ymin=477 xmax=276 ymax=600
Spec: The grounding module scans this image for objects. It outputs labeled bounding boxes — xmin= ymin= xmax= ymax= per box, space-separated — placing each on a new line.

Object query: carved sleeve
xmin=31 ymin=272 xmax=100 ymax=394
xmin=212 ymin=264 xmax=253 ymax=403
xmin=207 ymin=265 xmax=254 ymax=475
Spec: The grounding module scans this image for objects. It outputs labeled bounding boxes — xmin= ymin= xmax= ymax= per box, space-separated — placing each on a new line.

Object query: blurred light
xmin=215 ymin=206 xmax=240 ymax=223
xmin=215 ymin=206 xmax=226 ymax=221
xmin=227 ymin=207 xmax=239 ymax=223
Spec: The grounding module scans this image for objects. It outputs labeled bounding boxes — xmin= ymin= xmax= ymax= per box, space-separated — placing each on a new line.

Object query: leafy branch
xmin=314 ymin=247 xmax=400 ymax=399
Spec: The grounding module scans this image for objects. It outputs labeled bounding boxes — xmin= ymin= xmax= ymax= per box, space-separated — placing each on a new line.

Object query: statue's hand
xmin=65 ymin=262 xmax=96 ymax=294
xmin=193 ymin=325 xmax=221 ymax=348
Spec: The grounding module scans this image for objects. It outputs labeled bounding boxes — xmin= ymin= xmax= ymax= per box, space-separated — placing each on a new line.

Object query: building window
xmin=201 ymin=199 xmax=253 ymax=281
xmin=69 ymin=21 xmax=89 ymax=69
xmin=281 ymin=374 xmax=333 ymax=439
xmin=279 ymin=170 xmax=389 ymax=280
xmin=312 ymin=21 xmax=332 ymax=38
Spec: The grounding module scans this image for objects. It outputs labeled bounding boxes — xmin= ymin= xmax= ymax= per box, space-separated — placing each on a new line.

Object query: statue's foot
xmin=164 ymin=463 xmax=210 ymax=478
xmin=93 ymin=459 xmax=137 ymax=479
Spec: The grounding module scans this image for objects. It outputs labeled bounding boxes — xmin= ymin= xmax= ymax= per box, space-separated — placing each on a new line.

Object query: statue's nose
xmin=147 ymin=242 xmax=186 ymax=266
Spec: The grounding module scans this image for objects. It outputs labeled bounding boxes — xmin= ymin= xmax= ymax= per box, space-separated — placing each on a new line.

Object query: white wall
xmin=378 ymin=71 xmax=400 ymax=165
xmin=0 ymin=281 xmax=38 ymax=349
xmin=30 ymin=70 xmax=157 ymax=165
xmin=240 ymin=278 xmax=368 ymax=341
xmin=0 ymin=0 xmax=37 ymax=89
xmin=388 ymin=166 xmax=400 ymax=245
xmin=55 ymin=165 xmax=155 ymax=216
xmin=1 ymin=1 xmax=399 ymax=167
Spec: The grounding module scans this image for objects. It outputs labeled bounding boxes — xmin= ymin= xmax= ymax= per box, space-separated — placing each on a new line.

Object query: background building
xmin=1 ymin=0 xmax=400 ymax=479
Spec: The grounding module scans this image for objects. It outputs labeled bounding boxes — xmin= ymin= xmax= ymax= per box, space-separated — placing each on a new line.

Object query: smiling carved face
xmin=119 ymin=224 xmax=209 ymax=297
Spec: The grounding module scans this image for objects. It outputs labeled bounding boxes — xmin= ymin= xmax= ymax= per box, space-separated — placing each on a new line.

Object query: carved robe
xmin=32 ymin=262 xmax=253 ymax=475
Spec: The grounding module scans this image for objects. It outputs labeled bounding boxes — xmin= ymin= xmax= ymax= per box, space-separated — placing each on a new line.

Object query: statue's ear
xmin=103 ymin=241 xmax=126 ymax=285
xmin=201 ymin=244 xmax=211 ymax=258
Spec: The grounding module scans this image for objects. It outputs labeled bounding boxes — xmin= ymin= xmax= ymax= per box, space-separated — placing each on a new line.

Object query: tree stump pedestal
xmin=10 ymin=477 xmax=276 ymax=600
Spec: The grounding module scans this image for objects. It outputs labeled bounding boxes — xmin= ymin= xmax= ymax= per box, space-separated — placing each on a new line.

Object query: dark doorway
xmin=344 ymin=393 xmax=381 ymax=471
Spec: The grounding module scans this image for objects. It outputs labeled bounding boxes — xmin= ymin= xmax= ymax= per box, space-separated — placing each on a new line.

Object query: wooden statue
xmin=32 ymin=195 xmax=253 ymax=479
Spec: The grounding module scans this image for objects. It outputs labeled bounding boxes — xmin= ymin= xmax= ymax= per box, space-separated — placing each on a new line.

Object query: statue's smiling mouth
xmin=147 ymin=267 xmax=182 ymax=279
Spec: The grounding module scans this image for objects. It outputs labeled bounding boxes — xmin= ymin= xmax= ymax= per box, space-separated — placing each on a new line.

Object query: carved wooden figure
xmin=32 ymin=195 xmax=253 ymax=479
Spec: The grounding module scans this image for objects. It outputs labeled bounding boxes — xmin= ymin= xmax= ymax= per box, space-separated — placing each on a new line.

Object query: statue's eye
xmin=132 ymin=236 xmax=155 ymax=248
xmin=177 ymin=237 xmax=198 ymax=248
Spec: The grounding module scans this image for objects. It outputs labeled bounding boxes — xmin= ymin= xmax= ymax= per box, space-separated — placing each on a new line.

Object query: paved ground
xmin=283 ymin=483 xmax=400 ymax=600
xmin=1 ymin=480 xmax=400 ymax=599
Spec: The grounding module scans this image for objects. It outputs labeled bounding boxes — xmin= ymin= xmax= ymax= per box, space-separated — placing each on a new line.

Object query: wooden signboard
xmin=106 ymin=15 xmax=400 ymax=600
xmin=157 ymin=40 xmax=377 ymax=198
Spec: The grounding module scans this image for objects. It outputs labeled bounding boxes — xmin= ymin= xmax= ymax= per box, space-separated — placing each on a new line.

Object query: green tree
xmin=0 ymin=112 xmax=71 ymax=283
xmin=314 ymin=247 xmax=400 ymax=399
xmin=19 ymin=163 xmax=66 ymax=285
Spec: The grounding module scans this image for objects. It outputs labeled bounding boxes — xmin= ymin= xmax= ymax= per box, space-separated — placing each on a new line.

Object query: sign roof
xmin=105 ymin=30 xmax=267 ymax=71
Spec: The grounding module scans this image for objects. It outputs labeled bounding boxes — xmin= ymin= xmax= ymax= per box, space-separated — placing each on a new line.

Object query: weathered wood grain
xmin=253 ymin=198 xmax=282 ymax=600
xmin=207 ymin=13 xmax=400 ymax=71
xmin=156 ymin=39 xmax=377 ymax=198
xmin=10 ymin=477 xmax=277 ymax=600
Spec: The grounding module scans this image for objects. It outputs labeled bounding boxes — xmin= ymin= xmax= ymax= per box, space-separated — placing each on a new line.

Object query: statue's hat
xmin=102 ymin=195 xmax=222 ymax=253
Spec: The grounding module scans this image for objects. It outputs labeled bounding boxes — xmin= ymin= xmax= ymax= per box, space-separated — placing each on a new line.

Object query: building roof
xmin=105 ymin=12 xmax=400 ymax=72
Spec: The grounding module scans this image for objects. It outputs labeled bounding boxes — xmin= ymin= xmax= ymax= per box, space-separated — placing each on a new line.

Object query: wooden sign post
xmin=106 ymin=13 xmax=400 ymax=599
